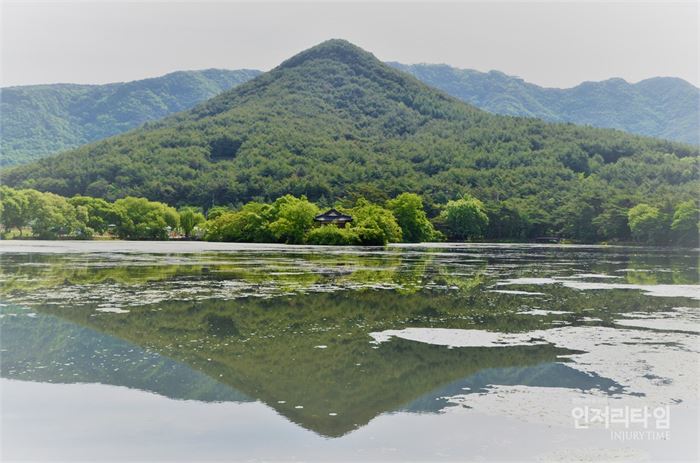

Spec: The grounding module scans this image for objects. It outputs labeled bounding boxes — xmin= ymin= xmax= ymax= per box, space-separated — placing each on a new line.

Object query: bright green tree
xmin=206 ymin=205 xmax=233 ymax=221
xmin=349 ymin=199 xmax=402 ymax=245
xmin=628 ymin=204 xmax=667 ymax=245
xmin=114 ymin=197 xmax=179 ymax=240
xmin=68 ymin=195 xmax=124 ymax=235
xmin=268 ymin=195 xmax=320 ymax=244
xmin=28 ymin=190 xmax=89 ymax=239
xmin=179 ymin=207 xmax=206 ymax=238
xmin=0 ymin=187 xmax=31 ymax=236
xmin=386 ymin=193 xmax=436 ymax=243
xmin=670 ymin=200 xmax=699 ymax=247
xmin=205 ymin=202 xmax=274 ymax=242
xmin=305 ymin=226 xmax=361 ymax=245
xmin=437 ymin=195 xmax=489 ymax=241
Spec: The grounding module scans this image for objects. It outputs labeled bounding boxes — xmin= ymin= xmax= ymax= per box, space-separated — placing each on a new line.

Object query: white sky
xmin=1 ymin=1 xmax=698 ymax=88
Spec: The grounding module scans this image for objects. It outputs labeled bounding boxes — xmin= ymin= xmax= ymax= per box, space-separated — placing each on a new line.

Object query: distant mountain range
xmin=1 ymin=58 xmax=698 ymax=167
xmin=3 ymin=39 xmax=695 ymax=224
xmin=390 ymin=63 xmax=700 ymax=146
xmin=0 ymin=69 xmax=261 ymax=166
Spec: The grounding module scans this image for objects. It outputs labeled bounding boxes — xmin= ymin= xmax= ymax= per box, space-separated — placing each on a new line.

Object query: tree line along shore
xmin=0 ymin=186 xmax=697 ymax=247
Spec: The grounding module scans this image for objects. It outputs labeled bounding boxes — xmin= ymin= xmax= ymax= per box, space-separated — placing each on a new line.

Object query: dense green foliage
xmin=305 ymin=226 xmax=361 ymax=245
xmin=670 ymin=200 xmax=700 ymax=247
xmin=2 ymin=186 xmax=696 ymax=246
xmin=0 ymin=186 xmax=31 ymax=235
xmin=4 ymin=60 xmax=697 ymax=170
xmin=628 ymin=204 xmax=666 ymax=244
xmin=623 ymin=201 xmax=699 ymax=247
xmin=0 ymin=186 xmax=88 ymax=238
xmin=348 ymin=198 xmax=403 ymax=245
xmin=204 ymin=196 xmax=403 ymax=245
xmin=178 ymin=207 xmax=206 ymax=238
xmin=0 ymin=187 xmax=412 ymax=245
xmin=436 ymin=195 xmax=490 ymax=240
xmin=113 ymin=197 xmax=179 ymax=240
xmin=1 ymin=40 xmax=698 ymax=245
xmin=0 ymin=69 xmax=261 ymax=166
xmin=0 ymin=187 xmax=180 ymax=240
xmin=267 ymin=195 xmax=321 ymax=244
xmin=386 ymin=193 xmax=438 ymax=242
xmin=390 ymin=63 xmax=700 ymax=145
xmin=68 ymin=196 xmax=125 ymax=235
xmin=205 ymin=202 xmax=274 ymax=243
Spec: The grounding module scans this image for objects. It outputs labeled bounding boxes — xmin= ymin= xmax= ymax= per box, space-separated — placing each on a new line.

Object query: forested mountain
xmin=0 ymin=69 xmax=261 ymax=166
xmin=2 ymin=39 xmax=697 ymax=240
xmin=390 ymin=63 xmax=700 ymax=145
xmin=2 ymin=54 xmax=696 ymax=169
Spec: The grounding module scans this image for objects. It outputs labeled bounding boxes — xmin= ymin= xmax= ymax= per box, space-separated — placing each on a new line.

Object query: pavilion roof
xmin=314 ymin=209 xmax=353 ymax=222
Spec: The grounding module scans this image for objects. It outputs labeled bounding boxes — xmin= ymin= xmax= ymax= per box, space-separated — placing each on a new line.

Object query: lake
xmin=1 ymin=241 xmax=698 ymax=461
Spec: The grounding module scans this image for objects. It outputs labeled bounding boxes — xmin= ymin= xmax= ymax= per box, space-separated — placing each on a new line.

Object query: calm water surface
xmin=1 ymin=241 xmax=698 ymax=461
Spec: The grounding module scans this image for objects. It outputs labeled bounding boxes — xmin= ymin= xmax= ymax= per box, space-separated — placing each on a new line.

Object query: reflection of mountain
xmin=0 ymin=306 xmax=251 ymax=403
xmin=399 ymin=362 xmax=622 ymax=414
xmin=5 ymin=291 xmax=607 ymax=438
xmin=2 ymin=248 xmax=690 ymax=437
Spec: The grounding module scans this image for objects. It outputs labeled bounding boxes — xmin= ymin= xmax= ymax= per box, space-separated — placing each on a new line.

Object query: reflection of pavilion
xmin=4 ymin=293 xmax=624 ymax=439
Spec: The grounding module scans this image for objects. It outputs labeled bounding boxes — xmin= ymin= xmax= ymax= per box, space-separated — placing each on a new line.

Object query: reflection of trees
xmin=1 ymin=248 xmax=694 ymax=437
xmin=621 ymin=255 xmax=698 ymax=285
xmin=0 ymin=251 xmax=436 ymax=300
xmin=431 ymin=258 xmax=487 ymax=294
xmin=26 ymin=292 xmax=579 ymax=438
xmin=0 ymin=261 xmax=195 ymax=294
xmin=585 ymin=252 xmax=698 ymax=286
xmin=0 ymin=305 xmax=251 ymax=403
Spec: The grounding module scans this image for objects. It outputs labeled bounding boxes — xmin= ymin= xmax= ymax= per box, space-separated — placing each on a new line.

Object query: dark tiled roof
xmin=314 ymin=209 xmax=353 ymax=222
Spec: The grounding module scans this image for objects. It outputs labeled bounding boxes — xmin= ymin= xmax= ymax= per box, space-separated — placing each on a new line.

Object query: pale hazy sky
xmin=1 ymin=1 xmax=698 ymax=88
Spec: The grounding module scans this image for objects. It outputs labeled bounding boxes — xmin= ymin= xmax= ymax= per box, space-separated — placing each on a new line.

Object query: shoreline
xmin=0 ymin=239 xmax=696 ymax=254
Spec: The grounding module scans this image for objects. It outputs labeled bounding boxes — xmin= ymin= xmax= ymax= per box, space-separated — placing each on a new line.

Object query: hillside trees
xmin=484 ymin=200 xmax=533 ymax=240
xmin=2 ymin=40 xmax=696 ymax=229
xmin=593 ymin=195 xmax=634 ymax=242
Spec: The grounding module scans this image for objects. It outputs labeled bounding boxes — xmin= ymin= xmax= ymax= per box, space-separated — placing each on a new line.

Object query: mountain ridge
xmin=0 ymin=68 xmax=261 ymax=166
xmin=389 ymin=62 xmax=699 ymax=145
xmin=2 ymin=39 xmax=696 ymax=227
xmin=2 ymin=46 xmax=697 ymax=167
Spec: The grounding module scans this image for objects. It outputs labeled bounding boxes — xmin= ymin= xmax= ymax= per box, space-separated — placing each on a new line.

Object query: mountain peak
xmin=188 ymin=38 xmax=468 ymax=122
xmin=277 ymin=39 xmax=378 ymax=70
xmin=4 ymin=40 xmax=696 ymax=212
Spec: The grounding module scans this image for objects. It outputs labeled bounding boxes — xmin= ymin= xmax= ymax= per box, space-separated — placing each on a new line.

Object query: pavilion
xmin=314 ymin=209 xmax=353 ymax=228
